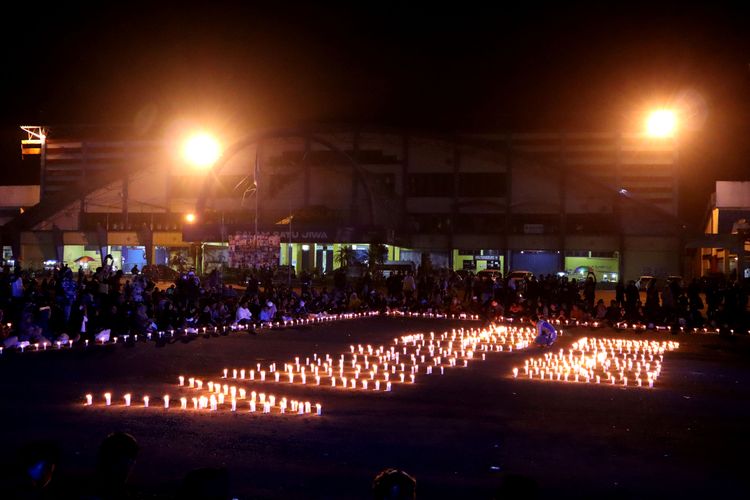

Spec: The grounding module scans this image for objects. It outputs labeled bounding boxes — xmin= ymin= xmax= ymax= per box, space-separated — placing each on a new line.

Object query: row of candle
xmin=512 ymin=337 xmax=679 ymax=388
xmin=84 ymin=392 xmax=322 ymax=415
xmin=4 ymin=311 xmax=384 ymax=356
xmin=384 ymin=311 xmax=481 ymax=321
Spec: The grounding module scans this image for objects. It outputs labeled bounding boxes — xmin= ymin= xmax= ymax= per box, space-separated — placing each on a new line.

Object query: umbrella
xmin=74 ymin=256 xmax=95 ymax=263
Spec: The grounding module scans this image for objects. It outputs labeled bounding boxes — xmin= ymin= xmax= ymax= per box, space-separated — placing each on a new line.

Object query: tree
xmin=335 ymin=245 xmax=356 ymax=269
xmin=367 ymin=242 xmax=388 ymax=271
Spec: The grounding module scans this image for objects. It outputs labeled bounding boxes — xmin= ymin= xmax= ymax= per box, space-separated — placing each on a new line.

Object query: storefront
xmin=563 ymin=251 xmax=620 ymax=283
xmin=452 ymin=249 xmax=504 ymax=272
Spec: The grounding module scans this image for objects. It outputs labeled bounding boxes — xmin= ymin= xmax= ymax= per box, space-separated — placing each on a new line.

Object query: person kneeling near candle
xmin=532 ymin=316 xmax=558 ymax=347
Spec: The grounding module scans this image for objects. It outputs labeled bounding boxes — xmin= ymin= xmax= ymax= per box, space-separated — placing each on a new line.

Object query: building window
xmin=407 ymin=174 xmax=454 ymax=197
xmin=457 ymin=173 xmax=506 ymax=197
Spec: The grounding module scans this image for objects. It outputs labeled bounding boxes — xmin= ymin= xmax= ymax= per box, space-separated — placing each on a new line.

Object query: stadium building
xmin=0 ymin=125 xmax=685 ymax=283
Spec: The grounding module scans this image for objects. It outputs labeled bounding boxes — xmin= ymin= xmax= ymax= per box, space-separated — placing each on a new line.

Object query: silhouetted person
xmin=90 ymin=432 xmax=139 ymax=500
xmin=3 ymin=440 xmax=60 ymax=499
xmin=372 ymin=468 xmax=416 ymax=499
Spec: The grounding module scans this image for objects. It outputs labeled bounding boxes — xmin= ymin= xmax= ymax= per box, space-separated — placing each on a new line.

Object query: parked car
xmin=507 ymin=270 xmax=533 ymax=289
xmin=667 ymin=275 xmax=684 ymax=290
xmin=374 ymin=261 xmax=416 ymax=278
xmin=476 ymin=269 xmax=504 ymax=281
xmin=636 ymin=275 xmax=656 ymax=290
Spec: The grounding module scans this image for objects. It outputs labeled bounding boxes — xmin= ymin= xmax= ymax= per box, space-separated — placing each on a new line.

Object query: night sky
xmin=1 ymin=3 xmax=748 ymax=224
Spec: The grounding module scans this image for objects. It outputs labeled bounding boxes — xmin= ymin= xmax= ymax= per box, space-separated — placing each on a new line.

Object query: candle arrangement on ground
xmin=82 ymin=391 xmax=322 ymax=416
xmin=511 ymin=337 xmax=679 ymax=388
xmin=208 ymin=323 xmax=544 ymax=396
xmin=81 ymin=322 xmax=541 ymax=416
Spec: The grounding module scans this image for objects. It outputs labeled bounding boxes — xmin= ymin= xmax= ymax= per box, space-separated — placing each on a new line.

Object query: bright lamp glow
xmin=183 ymin=133 xmax=221 ymax=167
xmin=646 ymin=109 xmax=677 ymax=138
xmin=185 ymin=213 xmax=196 ymax=223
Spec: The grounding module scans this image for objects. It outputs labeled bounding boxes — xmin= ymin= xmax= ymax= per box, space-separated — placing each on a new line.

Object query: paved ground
xmin=0 ymin=317 xmax=748 ymax=499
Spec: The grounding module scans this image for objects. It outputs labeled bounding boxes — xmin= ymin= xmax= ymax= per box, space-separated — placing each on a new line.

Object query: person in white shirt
xmin=235 ymin=301 xmax=252 ymax=325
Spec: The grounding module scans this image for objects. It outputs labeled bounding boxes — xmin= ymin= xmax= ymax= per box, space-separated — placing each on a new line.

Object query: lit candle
xmin=104 ymin=393 xmax=112 ymax=406
xmin=163 ymin=395 xmax=170 ymax=409
xmin=178 ymin=376 xmax=185 ymax=386
xmin=85 ymin=394 xmax=93 ymax=405
xmin=188 ymin=377 xmax=195 ymax=388
xmin=181 ymin=397 xmax=187 ymax=409
xmin=316 ymin=403 xmax=322 ymax=416
xmin=124 ymin=393 xmax=131 ymax=406
xmin=231 ymin=398 xmax=237 ymax=412
xmin=143 ymin=396 xmax=150 ymax=408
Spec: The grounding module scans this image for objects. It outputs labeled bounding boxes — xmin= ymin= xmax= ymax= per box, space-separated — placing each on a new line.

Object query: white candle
xmin=250 ymin=401 xmax=256 ymax=412
xmin=85 ymin=394 xmax=93 ymax=405
xmin=231 ymin=398 xmax=237 ymax=412
xmin=188 ymin=377 xmax=195 ymax=388
xmin=163 ymin=395 xmax=170 ymax=409
xmin=386 ymin=382 xmax=392 ymax=392
xmin=124 ymin=393 xmax=131 ymax=406
xmin=192 ymin=397 xmax=198 ymax=410
xmin=143 ymin=396 xmax=149 ymax=408
xmin=181 ymin=397 xmax=187 ymax=409
xmin=316 ymin=403 xmax=322 ymax=416
xmin=239 ymin=388 xmax=246 ymax=399
xmin=178 ymin=376 xmax=185 ymax=386
xmin=104 ymin=393 xmax=112 ymax=406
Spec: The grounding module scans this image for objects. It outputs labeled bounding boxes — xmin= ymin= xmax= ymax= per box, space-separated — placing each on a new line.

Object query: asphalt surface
xmin=0 ymin=317 xmax=748 ymax=499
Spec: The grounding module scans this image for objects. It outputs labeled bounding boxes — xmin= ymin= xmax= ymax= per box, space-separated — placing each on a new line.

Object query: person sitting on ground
xmin=372 ymin=468 xmax=416 ymax=500
xmin=235 ymin=301 xmax=252 ymax=325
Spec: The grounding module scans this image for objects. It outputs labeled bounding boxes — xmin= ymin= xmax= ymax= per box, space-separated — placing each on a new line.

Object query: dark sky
xmin=1 ymin=2 xmax=748 ymax=224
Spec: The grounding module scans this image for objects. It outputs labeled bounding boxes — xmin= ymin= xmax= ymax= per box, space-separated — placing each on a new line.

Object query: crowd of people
xmin=2 ymin=430 xmax=543 ymax=499
xmin=1 ymin=260 xmax=748 ymax=350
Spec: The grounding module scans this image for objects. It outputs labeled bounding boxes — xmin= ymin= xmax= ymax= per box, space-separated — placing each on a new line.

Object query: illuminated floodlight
xmin=185 ymin=213 xmax=197 ymax=223
xmin=645 ymin=109 xmax=677 ymax=138
xmin=182 ymin=133 xmax=221 ymax=168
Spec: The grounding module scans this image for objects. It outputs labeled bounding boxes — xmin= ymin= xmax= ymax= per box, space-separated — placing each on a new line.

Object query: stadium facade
xmin=1 ymin=126 xmax=685 ymax=282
